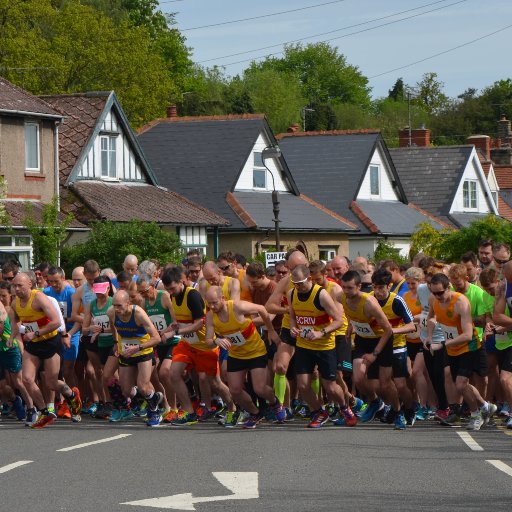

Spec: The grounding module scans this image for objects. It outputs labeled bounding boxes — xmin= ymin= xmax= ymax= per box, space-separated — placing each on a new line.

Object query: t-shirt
xmin=464 ymin=283 xmax=487 ymax=339
xmin=417 ymin=283 xmax=444 ymax=343
xmin=251 ymin=280 xmax=282 ymax=331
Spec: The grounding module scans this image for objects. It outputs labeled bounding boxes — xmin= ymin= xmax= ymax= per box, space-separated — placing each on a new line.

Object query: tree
xmin=414 ymin=72 xmax=449 ymax=115
xmin=61 ymin=220 xmax=183 ymax=274
xmin=410 ymin=222 xmax=451 ymax=260
xmin=388 ymin=78 xmax=405 ymax=102
xmin=372 ymin=239 xmax=408 ymax=265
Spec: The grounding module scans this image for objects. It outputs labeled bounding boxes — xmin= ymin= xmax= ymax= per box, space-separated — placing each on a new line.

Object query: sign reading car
xmin=265 ymin=252 xmax=287 ymax=268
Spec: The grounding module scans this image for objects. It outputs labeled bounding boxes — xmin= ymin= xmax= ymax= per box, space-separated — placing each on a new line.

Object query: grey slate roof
xmin=233 ymin=192 xmax=357 ymax=231
xmin=389 ymin=145 xmax=474 ymax=226
xmin=448 ymin=212 xmax=490 ymax=228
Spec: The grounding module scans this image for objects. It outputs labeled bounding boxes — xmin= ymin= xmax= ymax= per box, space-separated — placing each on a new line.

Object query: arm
xmin=361 ymin=297 xmax=393 ymax=366
xmin=234 ymin=300 xmax=281 ymax=345
xmin=265 ymin=277 xmax=289 ymax=315
xmin=493 ymin=285 xmax=512 ymax=330
xmin=204 ymin=311 xmax=231 ymax=350
xmin=287 ymin=289 xmax=300 ymax=338
xmin=22 ymin=292 xmax=61 ymax=342
xmin=305 ymin=289 xmax=343 ymax=341
xmin=229 ymin=278 xmax=240 ymax=301
xmin=0 ymin=302 xmax=7 ymax=338
xmin=447 ymin=296 xmax=473 ymax=348
xmin=70 ymin=286 xmax=84 ymax=324
xmin=159 ymin=292 xmax=179 ymax=341
xmin=6 ymin=307 xmax=20 ymax=348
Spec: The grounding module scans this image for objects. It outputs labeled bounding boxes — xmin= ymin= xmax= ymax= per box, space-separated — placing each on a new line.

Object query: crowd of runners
xmin=0 ymin=238 xmax=511 ymax=431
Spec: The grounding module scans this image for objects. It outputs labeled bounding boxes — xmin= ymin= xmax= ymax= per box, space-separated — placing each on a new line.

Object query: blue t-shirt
xmin=111 ymin=274 xmax=138 ymax=290
xmin=44 ymin=284 xmax=80 ymax=344
xmin=417 ymin=283 xmax=445 ymax=343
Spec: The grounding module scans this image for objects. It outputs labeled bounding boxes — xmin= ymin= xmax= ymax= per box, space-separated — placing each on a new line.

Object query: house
xmin=40 ymin=92 xmax=230 ymax=254
xmin=137 ymin=113 xmax=359 ymax=260
xmin=0 ymin=76 xmax=86 ymax=268
xmin=277 ymin=129 xmax=446 ymax=259
xmin=389 ymin=127 xmax=498 ymax=229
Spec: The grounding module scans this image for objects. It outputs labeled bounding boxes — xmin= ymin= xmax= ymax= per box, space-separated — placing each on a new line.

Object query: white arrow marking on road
xmin=0 ymin=460 xmax=33 ymax=474
xmin=121 ymin=471 xmax=259 ymax=510
xmin=456 ymin=431 xmax=483 ymax=451
xmin=486 ymin=459 xmax=512 ymax=478
xmin=57 ymin=433 xmax=132 ymax=452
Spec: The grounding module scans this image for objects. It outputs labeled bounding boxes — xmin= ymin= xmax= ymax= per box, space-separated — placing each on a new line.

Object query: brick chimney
xmin=491 ymin=115 xmax=512 ymax=165
xmin=166 ymin=105 xmax=177 ymax=118
xmin=399 ymin=125 xmax=431 ymax=147
xmin=497 ymin=114 xmax=511 ymax=144
xmin=467 ymin=135 xmax=491 ymax=161
xmin=287 ymin=123 xmax=300 ymax=133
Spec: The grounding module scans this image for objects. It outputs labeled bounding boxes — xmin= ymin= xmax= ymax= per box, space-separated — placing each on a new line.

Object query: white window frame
xmin=463 ymin=180 xmax=478 ymax=209
xmin=100 ymin=135 xmax=117 ymax=179
xmin=319 ymin=247 xmax=338 ymax=262
xmin=370 ymin=165 xmax=380 ymax=197
xmin=180 ymin=226 xmax=207 ymax=254
xmin=253 ymin=152 xmax=267 ymax=189
xmin=491 ymin=191 xmax=499 ymax=210
xmin=0 ymin=235 xmax=32 ymax=270
xmin=25 ymin=122 xmax=40 ymax=171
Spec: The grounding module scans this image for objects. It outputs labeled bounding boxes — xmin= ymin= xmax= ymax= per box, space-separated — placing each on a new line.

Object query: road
xmin=1 ymin=415 xmax=511 ymax=511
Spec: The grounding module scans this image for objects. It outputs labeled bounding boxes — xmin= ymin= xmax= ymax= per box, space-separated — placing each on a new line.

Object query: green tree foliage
xmin=61 ymin=220 xmax=182 ymax=273
xmin=372 ymin=239 xmax=408 ymax=265
xmin=410 ymin=222 xmax=451 ymax=261
xmin=388 ymin=78 xmax=405 ymax=102
xmin=414 ymin=72 xmax=449 ymax=115
xmin=23 ymin=196 xmax=74 ymax=265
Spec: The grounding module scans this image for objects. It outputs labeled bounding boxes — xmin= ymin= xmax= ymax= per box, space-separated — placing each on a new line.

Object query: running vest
xmin=82 ymin=282 xmax=96 ymax=308
xmin=324 ymin=280 xmax=347 ymax=336
xmin=292 ymin=283 xmax=334 ymax=350
xmin=213 ymin=300 xmax=267 ymax=359
xmin=90 ymin=297 xmax=115 ymax=348
xmin=433 ymin=291 xmax=481 ymax=356
xmin=237 ymin=269 xmax=252 ymax=302
xmin=374 ymin=292 xmax=406 ymax=349
xmin=403 ymin=290 xmax=422 ymax=343
xmin=171 ymin=287 xmax=210 ymax=351
xmin=0 ymin=314 xmax=13 ymax=350
xmin=115 ymin=305 xmax=152 ymax=358
xmin=280 ymin=278 xmax=294 ymax=330
xmin=341 ymin=292 xmax=382 ymax=339
xmin=15 ymin=289 xmax=58 ymax=342
xmin=206 ymin=276 xmax=233 ymax=300
xmin=144 ymin=290 xmax=178 ymax=347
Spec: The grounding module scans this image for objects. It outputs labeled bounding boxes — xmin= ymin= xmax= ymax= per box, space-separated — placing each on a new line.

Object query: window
xmin=463 ymin=180 xmax=477 ymax=209
xmin=319 ymin=247 xmax=337 ymax=261
xmin=100 ymin=136 xmax=117 ymax=178
xmin=370 ymin=165 xmax=379 ymax=196
xmin=180 ymin=226 xmax=207 ymax=254
xmin=253 ymin=152 xmax=266 ymax=189
xmin=0 ymin=235 xmax=32 ymax=270
xmin=25 ymin=122 xmax=40 ymax=171
xmin=492 ymin=191 xmax=499 ymax=210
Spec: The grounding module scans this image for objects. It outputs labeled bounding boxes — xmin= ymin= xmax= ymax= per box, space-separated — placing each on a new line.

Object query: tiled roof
xmin=2 ymin=200 xmax=86 ymax=229
xmin=70 ymin=181 xmax=229 ymax=226
xmin=498 ymin=193 xmax=512 ymax=222
xmin=40 ymin=93 xmax=109 ymax=185
xmin=0 ymin=76 xmax=62 ymax=117
xmin=494 ymin=166 xmax=512 ymax=189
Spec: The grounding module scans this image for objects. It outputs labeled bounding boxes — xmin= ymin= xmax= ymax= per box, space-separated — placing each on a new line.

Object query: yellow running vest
xmin=15 ymin=289 xmax=58 ymax=342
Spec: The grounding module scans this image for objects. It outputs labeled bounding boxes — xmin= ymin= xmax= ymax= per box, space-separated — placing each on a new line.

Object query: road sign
xmin=265 ymin=251 xmax=286 ymax=268
xmin=121 ymin=471 xmax=259 ymax=510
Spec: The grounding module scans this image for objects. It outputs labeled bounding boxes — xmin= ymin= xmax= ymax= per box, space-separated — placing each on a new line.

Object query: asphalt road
xmin=1 ymin=415 xmax=511 ymax=512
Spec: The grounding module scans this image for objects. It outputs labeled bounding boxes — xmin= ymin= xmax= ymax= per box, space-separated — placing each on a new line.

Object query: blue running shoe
xmin=415 ymin=406 xmax=427 ymax=421
xmin=285 ymin=407 xmax=294 ymax=422
xmin=394 ymin=412 xmax=406 ymax=430
xmin=13 ymin=396 xmax=26 ymax=421
xmin=359 ymin=398 xmax=384 ymax=423
xmin=146 ymin=409 xmax=162 ymax=427
xmin=332 ymin=416 xmax=346 ymax=426
xmin=121 ymin=409 xmax=134 ymax=421
xmin=351 ymin=397 xmax=365 ymax=413
xmin=242 ymin=412 xmax=264 ymax=429
xmin=272 ymin=399 xmax=286 ymax=423
xmin=109 ymin=409 xmax=123 ymax=422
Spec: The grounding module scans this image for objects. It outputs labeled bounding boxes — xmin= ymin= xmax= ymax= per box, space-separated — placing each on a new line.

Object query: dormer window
xmin=253 ymin=152 xmax=266 ymax=189
xmin=100 ymin=135 xmax=117 ymax=178
xmin=370 ymin=165 xmax=380 ymax=196
xmin=463 ymin=180 xmax=477 ymax=209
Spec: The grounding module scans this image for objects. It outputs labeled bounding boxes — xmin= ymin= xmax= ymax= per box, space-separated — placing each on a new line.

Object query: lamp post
xmin=261 ymin=146 xmax=282 ymax=251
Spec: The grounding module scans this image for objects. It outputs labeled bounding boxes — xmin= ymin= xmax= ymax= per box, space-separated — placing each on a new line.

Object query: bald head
xmin=205 ymin=285 xmax=223 ymax=302
xmin=287 ymin=251 xmax=308 ymax=271
xmin=331 ymin=256 xmax=350 ymax=281
xmin=114 ymin=289 xmax=130 ymax=304
xmin=123 ymin=255 xmax=138 ymax=275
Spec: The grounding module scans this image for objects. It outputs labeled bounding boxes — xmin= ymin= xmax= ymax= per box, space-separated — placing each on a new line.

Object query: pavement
xmin=0 ymin=414 xmax=511 ymax=511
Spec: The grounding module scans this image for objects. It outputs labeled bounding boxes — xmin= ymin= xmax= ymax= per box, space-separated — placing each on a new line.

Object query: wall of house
xmin=0 ymin=116 xmax=56 ymax=202
xmin=357 ymin=146 xmax=400 ymax=201
xmin=234 ymin=133 xmax=290 ymax=192
xmin=77 ymin=110 xmax=146 ymax=182
xmin=349 ymin=237 xmax=411 ymax=260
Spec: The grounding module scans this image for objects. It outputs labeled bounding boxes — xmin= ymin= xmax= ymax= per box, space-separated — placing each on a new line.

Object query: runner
xmin=217 ymin=251 xmax=252 ymax=301
xmin=198 ymin=261 xmax=240 ymax=301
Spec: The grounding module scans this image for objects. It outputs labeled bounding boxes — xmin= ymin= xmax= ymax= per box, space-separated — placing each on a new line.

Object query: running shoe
xmin=394 ymin=412 xmax=406 ymax=430
xmin=223 ymin=410 xmax=241 ymax=428
xmin=360 ymin=398 xmax=384 ymax=423
xmin=146 ymin=409 xmax=162 ymax=427
xmin=272 ymin=399 xmax=286 ymax=423
xmin=12 ymin=396 xmax=26 ymax=421
xmin=57 ymin=402 xmax=72 ymax=419
xmin=148 ymin=392 xmax=163 ymax=412
xmin=196 ymin=405 xmax=213 ymax=422
xmin=163 ymin=409 xmax=181 ymax=423
xmin=506 ymin=416 xmax=512 ymax=429
xmin=25 ymin=408 xmax=38 ymax=427
xmin=285 ymin=407 xmax=294 ymax=422
xmin=466 ymin=414 xmax=483 ymax=431
xmin=121 ymin=409 xmax=134 ymax=421
xmin=171 ymin=412 xmax=198 ymax=426
xmin=237 ymin=410 xmax=251 ymax=424
xmin=434 ymin=408 xmax=450 ymax=422
xmin=499 ymin=402 xmax=510 ymax=417
xmin=308 ymin=409 xmax=329 ymax=428
xmin=68 ymin=387 xmax=82 ymax=422
xmin=1 ymin=402 xmax=10 ymax=417
xmin=481 ymin=403 xmax=498 ymax=425
xmin=326 ymin=403 xmax=339 ymax=421
xmin=242 ymin=412 xmax=264 ymax=429
xmin=379 ymin=405 xmax=392 ymax=424
xmin=214 ymin=405 xmax=228 ymax=419
xmin=332 ymin=416 xmax=346 ymax=426
xmin=415 ymin=406 xmax=427 ymax=421
xmin=137 ymin=400 xmax=148 ymax=417
xmin=351 ymin=397 xmax=365 ymax=413
xmin=341 ymin=406 xmax=358 ymax=427
xmin=295 ymin=403 xmax=311 ymax=420
xmin=404 ymin=408 xmax=416 ymax=427
xmin=109 ymin=409 xmax=123 ymax=422
xmin=31 ymin=411 xmax=57 ymax=429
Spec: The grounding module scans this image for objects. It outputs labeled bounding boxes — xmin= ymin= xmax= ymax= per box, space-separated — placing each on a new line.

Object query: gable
xmin=356 ymin=145 xmax=400 ymax=201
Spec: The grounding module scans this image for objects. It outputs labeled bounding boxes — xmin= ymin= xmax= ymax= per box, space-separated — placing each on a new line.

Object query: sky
xmin=160 ymin=0 xmax=512 ymax=100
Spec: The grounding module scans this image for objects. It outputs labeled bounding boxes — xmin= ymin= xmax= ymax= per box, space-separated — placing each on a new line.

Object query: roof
xmin=2 ymin=200 xmax=86 ymax=229
xmin=389 ymin=145 xmax=474 ymax=226
xmin=69 ymin=181 xmax=229 ymax=226
xmin=0 ymin=76 xmax=62 ymax=118
xmin=138 ymin=115 xmax=318 ymax=231
xmin=498 ymin=193 xmax=512 ymax=222
xmin=231 ymin=191 xmax=358 ymax=231
xmin=494 ymin=165 xmax=512 ymax=189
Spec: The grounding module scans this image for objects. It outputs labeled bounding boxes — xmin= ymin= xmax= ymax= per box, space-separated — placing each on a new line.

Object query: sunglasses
xmin=218 ymin=265 xmax=231 ymax=272
xmin=494 ymin=258 xmax=509 ymax=265
xmin=291 ymin=277 xmax=308 ymax=285
xmin=431 ymin=289 xmax=446 ymax=297
xmin=276 ymin=270 xmax=288 ymax=275
xmin=138 ymin=287 xmax=151 ymax=294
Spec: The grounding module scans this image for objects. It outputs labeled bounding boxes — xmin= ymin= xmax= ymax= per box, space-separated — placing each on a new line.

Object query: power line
xmin=198 ymin=0 xmax=453 ymax=64
xmin=180 ymin=0 xmax=348 ymax=31
xmin=369 ymin=23 xmax=512 ymax=78
xmin=216 ymin=0 xmax=468 ymax=68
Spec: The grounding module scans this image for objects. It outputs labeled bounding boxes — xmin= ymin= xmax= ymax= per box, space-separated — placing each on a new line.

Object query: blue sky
xmin=161 ymin=0 xmax=512 ymax=100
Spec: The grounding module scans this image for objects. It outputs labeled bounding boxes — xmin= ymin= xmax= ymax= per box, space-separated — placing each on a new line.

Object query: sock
xmin=311 ymin=377 xmax=320 ymax=395
xmin=273 ymin=373 xmax=287 ymax=404
xmin=47 ymin=403 xmax=55 ymax=414
xmin=480 ymin=401 xmax=489 ymax=413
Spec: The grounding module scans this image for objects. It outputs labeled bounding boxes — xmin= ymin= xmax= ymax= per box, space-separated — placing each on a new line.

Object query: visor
xmin=93 ymin=282 xmax=110 ymax=294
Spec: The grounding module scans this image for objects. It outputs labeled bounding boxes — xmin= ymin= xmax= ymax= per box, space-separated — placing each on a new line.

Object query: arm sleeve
xmin=392 ymin=295 xmax=414 ymax=324
xmin=186 ymin=289 xmax=206 ymax=320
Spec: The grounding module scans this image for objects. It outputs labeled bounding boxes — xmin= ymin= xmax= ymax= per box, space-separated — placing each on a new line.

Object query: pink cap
xmin=92 ymin=282 xmax=110 ymax=294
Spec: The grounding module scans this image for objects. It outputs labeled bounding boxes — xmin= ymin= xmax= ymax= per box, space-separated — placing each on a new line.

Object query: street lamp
xmin=261 ymin=145 xmax=282 ymax=251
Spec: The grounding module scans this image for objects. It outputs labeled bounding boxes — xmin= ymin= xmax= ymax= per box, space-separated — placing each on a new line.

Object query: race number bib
xmin=350 ymin=320 xmax=376 ymax=337
xmin=150 ymin=314 xmax=167 ymax=332
xmin=495 ymin=331 xmax=509 ymax=343
xmin=23 ymin=321 xmax=39 ymax=334
xmin=179 ymin=323 xmax=200 ymax=344
xmin=121 ymin=337 xmax=141 ymax=353
xmin=439 ymin=323 xmax=459 ymax=341
xmin=226 ymin=331 xmax=247 ymax=346
xmin=93 ymin=314 xmax=110 ymax=332
xmin=58 ymin=301 xmax=68 ymax=319
xmin=300 ymin=327 xmax=313 ymax=339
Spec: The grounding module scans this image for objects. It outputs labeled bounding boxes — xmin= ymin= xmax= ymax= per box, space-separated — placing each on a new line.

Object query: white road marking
xmin=456 ymin=431 xmax=484 ymax=451
xmin=0 ymin=460 xmax=33 ymax=474
xmin=486 ymin=459 xmax=512 ymax=477
xmin=56 ymin=433 xmax=131 ymax=452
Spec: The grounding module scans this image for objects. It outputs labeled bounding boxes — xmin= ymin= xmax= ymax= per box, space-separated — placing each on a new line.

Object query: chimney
xmin=166 ymin=105 xmax=177 ymax=118
xmin=399 ymin=126 xmax=431 ymax=147
xmin=498 ymin=114 xmax=511 ymax=144
xmin=467 ymin=135 xmax=491 ymax=161
xmin=287 ymin=123 xmax=300 ymax=133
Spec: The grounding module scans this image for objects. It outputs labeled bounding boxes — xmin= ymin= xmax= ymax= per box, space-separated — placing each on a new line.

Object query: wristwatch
xmin=372 ymin=350 xmax=380 ymax=357
xmin=321 ymin=327 xmax=327 ymax=336
xmin=34 ymin=330 xmax=40 ymax=338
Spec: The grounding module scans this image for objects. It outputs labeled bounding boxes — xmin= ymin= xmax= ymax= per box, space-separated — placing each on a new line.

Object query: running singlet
xmin=0 ymin=314 xmax=13 ymax=350
xmin=145 ymin=290 xmax=179 ymax=347
xmin=206 ymin=277 xmax=233 ymax=300
xmin=15 ymin=289 xmax=58 ymax=342
xmin=433 ymin=291 xmax=481 ymax=356
xmin=374 ymin=292 xmax=412 ymax=349
xmin=115 ymin=305 xmax=152 ymax=358
xmin=213 ymin=300 xmax=267 ymax=360
xmin=403 ymin=290 xmax=422 ymax=343
xmin=237 ymin=269 xmax=252 ymax=302
xmin=280 ymin=278 xmax=294 ymax=330
xmin=82 ymin=282 xmax=96 ymax=308
xmin=292 ymin=284 xmax=334 ymax=350
xmin=325 ymin=280 xmax=348 ymax=336
xmin=341 ymin=292 xmax=382 ymax=340
xmin=171 ymin=287 xmax=210 ymax=351
xmin=90 ymin=297 xmax=115 ymax=348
